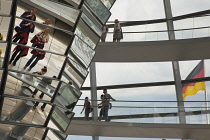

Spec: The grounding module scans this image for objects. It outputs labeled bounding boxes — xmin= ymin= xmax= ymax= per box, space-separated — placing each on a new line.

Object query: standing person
xmin=113 ymin=19 xmax=123 ymax=42
xmin=103 ymin=89 xmax=116 ymax=122
xmin=33 ymin=76 xmax=56 ymax=110
xmin=10 ymin=17 xmax=35 ymax=66
xmin=30 ymin=28 xmax=50 ymax=48
xmin=24 ymin=28 xmax=50 ymax=71
xmin=13 ymin=9 xmax=36 ymax=44
xmin=101 ymin=25 xmax=108 ymax=42
xmin=98 ymin=94 xmax=105 ymax=121
xmin=20 ymin=8 xmax=37 ymax=21
xmin=81 ymin=97 xmax=91 ymax=121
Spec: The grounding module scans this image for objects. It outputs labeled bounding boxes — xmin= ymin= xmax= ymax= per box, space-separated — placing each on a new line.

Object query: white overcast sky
xmin=70 ymin=0 xmax=210 ymax=140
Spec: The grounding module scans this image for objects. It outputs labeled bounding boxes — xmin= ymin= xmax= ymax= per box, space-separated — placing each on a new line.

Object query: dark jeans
xmin=25 ymin=54 xmax=42 ymax=69
xmin=34 ymin=92 xmax=45 ymax=108
xmin=32 ymin=43 xmax=44 ymax=48
xmin=10 ymin=46 xmax=24 ymax=64
xmin=41 ymin=103 xmax=47 ymax=109
xmin=34 ymin=102 xmax=46 ymax=109
xmin=103 ymin=106 xmax=110 ymax=121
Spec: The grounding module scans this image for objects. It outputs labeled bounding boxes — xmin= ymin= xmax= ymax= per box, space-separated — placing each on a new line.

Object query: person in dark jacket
xmin=10 ymin=16 xmax=35 ymax=66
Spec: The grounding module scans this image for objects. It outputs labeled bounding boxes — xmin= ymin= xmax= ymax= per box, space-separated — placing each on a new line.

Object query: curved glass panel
xmin=64 ymin=0 xmax=81 ymax=6
xmin=62 ymin=58 xmax=86 ymax=88
xmin=0 ymin=0 xmax=12 ymax=15
xmin=50 ymin=105 xmax=74 ymax=132
xmin=101 ymin=0 xmax=116 ymax=9
xmin=7 ymin=72 xmax=59 ymax=99
xmin=54 ymin=81 xmax=81 ymax=111
xmin=75 ymin=27 xmax=97 ymax=50
xmin=81 ymin=13 xmax=102 ymax=36
xmin=0 ymin=124 xmax=45 ymax=140
xmin=70 ymin=35 xmax=95 ymax=68
xmin=2 ymin=97 xmax=52 ymax=126
xmin=27 ymin=0 xmax=80 ymax=26
xmin=85 ymin=0 xmax=111 ymax=24
xmin=68 ymin=58 xmax=88 ymax=78
xmin=47 ymin=129 xmax=67 ymax=140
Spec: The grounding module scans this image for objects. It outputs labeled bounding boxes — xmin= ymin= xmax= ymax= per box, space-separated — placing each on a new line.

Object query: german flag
xmin=182 ymin=60 xmax=205 ymax=100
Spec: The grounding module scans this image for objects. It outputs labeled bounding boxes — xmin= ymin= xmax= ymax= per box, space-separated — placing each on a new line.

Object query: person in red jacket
xmin=24 ymin=28 xmax=50 ymax=71
xmin=10 ymin=16 xmax=35 ymax=66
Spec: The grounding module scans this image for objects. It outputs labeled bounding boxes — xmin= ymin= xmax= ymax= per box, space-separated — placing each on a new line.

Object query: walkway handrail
xmin=106 ymin=25 xmax=210 ymax=34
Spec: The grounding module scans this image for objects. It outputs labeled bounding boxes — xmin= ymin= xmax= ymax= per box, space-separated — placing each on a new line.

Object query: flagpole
xmin=203 ymin=59 xmax=209 ymax=124
xmin=204 ymin=88 xmax=209 ymax=124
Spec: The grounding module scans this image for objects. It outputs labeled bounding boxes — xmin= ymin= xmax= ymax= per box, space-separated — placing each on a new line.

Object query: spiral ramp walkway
xmin=67 ymin=120 xmax=210 ymax=140
xmin=93 ymin=37 xmax=210 ymax=62
xmin=66 ymin=37 xmax=210 ymax=140
xmin=1 ymin=0 xmax=210 ymax=140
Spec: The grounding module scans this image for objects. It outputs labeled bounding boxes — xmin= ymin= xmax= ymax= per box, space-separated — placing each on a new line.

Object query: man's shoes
xmin=23 ymin=66 xmax=27 ymax=69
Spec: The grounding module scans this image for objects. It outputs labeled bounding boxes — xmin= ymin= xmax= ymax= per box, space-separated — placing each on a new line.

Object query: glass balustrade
xmin=75 ymin=100 xmax=210 ymax=124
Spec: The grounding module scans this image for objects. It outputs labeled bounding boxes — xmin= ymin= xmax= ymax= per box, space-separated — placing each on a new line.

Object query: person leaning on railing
xmin=103 ymin=89 xmax=116 ymax=122
xmin=101 ymin=25 xmax=108 ymax=42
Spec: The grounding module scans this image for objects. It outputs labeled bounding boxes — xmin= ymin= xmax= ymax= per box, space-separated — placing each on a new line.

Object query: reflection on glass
xmin=0 ymin=1 xmax=12 ymax=14
xmin=7 ymin=71 xmax=58 ymax=98
xmin=70 ymin=35 xmax=95 ymax=68
xmin=8 ymin=44 xmax=65 ymax=78
xmin=2 ymin=97 xmax=50 ymax=126
xmin=0 ymin=124 xmax=45 ymax=140
xmin=29 ymin=0 xmax=80 ymax=25
xmin=0 ymin=43 xmax=7 ymax=67
xmin=75 ymin=27 xmax=96 ymax=49
xmin=85 ymin=0 xmax=111 ymax=24
xmin=0 ymin=16 xmax=10 ymax=38
xmin=47 ymin=129 xmax=67 ymax=140
xmin=101 ymin=0 xmax=116 ymax=9
xmin=62 ymin=61 xmax=86 ymax=88
xmin=51 ymin=105 xmax=75 ymax=132
xmin=68 ymin=58 xmax=88 ymax=78
xmin=81 ymin=13 xmax=102 ymax=36
xmin=64 ymin=0 xmax=81 ymax=5
xmin=55 ymin=82 xmax=81 ymax=111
